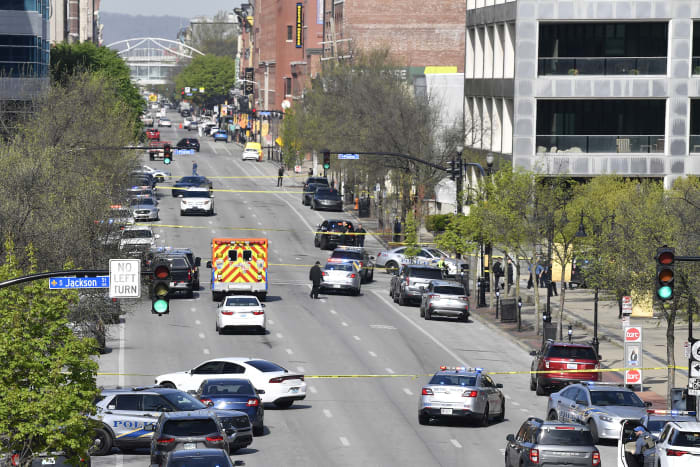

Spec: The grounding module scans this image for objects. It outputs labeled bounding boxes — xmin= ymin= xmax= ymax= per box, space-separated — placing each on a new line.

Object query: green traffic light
xmin=323 ymin=164 xmax=330 ymax=169
xmin=153 ymin=299 xmax=169 ymax=314
xmin=657 ymin=286 xmax=672 ymax=300
xmin=164 ymin=157 xmax=171 ymax=165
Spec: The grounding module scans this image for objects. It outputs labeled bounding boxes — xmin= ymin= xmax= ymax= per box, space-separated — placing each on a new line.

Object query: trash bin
xmin=671 ymin=387 xmax=697 ymax=411
xmin=500 ymin=298 xmax=517 ymax=323
xmin=358 ymin=197 xmax=370 ymax=217
xmin=543 ymin=322 xmax=557 ymax=341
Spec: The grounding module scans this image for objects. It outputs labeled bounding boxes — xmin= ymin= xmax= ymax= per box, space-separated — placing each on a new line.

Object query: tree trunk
xmin=514 ymin=261 xmax=521 ymax=300
xmin=472 ymin=253 xmax=478 ymax=303
xmin=666 ymin=301 xmax=677 ymax=408
xmin=488 ymin=255 xmax=494 ymax=309
xmin=559 ymin=279 xmax=567 ymax=341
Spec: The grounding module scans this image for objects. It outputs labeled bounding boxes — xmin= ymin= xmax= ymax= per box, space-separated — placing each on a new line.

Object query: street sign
xmin=338 ymin=153 xmax=359 ymax=160
xmin=689 ymin=377 xmax=700 ymax=396
xmin=691 ymin=361 xmax=700 ymax=378
xmin=625 ymin=369 xmax=642 ymax=385
xmin=109 ymin=259 xmax=141 ymax=298
xmin=624 ymin=326 xmax=642 ymax=343
xmin=199 ymin=87 xmax=205 ymax=93
xmin=185 ymin=87 xmax=191 ymax=93
xmin=691 ymin=340 xmax=700 ymax=361
xmin=626 ymin=343 xmax=641 ymax=367
xmin=175 ymin=149 xmax=195 ymax=156
xmin=622 ymin=295 xmax=632 ymax=315
xmin=148 ymin=94 xmax=157 ymax=102
xmin=49 ymin=276 xmax=109 ymax=289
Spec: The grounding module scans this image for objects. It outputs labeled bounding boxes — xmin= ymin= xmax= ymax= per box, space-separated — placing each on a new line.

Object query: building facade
xmin=465 ymin=0 xmax=700 ymax=183
xmin=49 ymin=0 xmax=102 ymax=45
xmin=0 ymin=0 xmax=51 ymax=100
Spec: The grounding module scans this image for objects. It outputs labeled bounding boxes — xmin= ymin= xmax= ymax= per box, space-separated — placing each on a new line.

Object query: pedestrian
xmin=633 ymin=426 xmax=657 ymax=467
xmin=545 ymin=263 xmax=558 ymax=297
xmin=309 ymin=261 xmax=322 ymax=299
xmin=345 ymin=222 xmax=354 ymax=246
xmin=492 ymin=259 xmax=504 ymax=291
xmin=527 ymin=264 xmax=534 ymax=289
xmin=192 ymin=161 xmax=198 ymax=176
xmin=356 ymin=223 xmax=366 ymax=247
xmin=538 ymin=262 xmax=547 ymax=288
xmin=437 ymin=255 xmax=448 ymax=276
xmin=277 ymin=165 xmax=284 ymax=187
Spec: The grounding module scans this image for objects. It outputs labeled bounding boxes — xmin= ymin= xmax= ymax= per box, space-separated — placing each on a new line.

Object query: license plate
xmin=333 ymin=284 xmax=342 ymax=288
xmin=440 ymin=408 xmax=453 ymax=415
xmin=184 ymin=443 xmax=196 ymax=450
xmin=290 ymin=387 xmax=299 ymax=394
xmin=41 ymin=459 xmax=56 ymax=465
xmin=567 ymin=363 xmax=578 ymax=369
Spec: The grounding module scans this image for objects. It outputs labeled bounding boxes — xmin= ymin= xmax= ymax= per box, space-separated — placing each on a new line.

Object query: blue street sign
xmin=175 ymin=149 xmax=195 ymax=155
xmin=337 ymin=153 xmax=360 ymax=160
xmin=49 ymin=276 xmax=109 ymax=289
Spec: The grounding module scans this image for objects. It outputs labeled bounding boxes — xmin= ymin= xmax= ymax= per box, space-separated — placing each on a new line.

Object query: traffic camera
xmin=151 ymin=258 xmax=171 ymax=315
xmin=323 ymin=150 xmax=331 ymax=170
xmin=655 ymin=246 xmax=675 ymax=301
xmin=163 ymin=143 xmax=172 ymax=165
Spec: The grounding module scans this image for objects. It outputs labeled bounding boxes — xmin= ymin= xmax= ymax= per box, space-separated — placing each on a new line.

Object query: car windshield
xmin=130 ymin=198 xmax=155 ymax=206
xmin=129 ymin=177 xmax=151 ymax=186
xmin=429 ymin=375 xmax=477 ymax=386
xmin=203 ymin=381 xmax=254 ymax=395
xmin=539 ymin=429 xmax=594 ymax=446
xmin=168 ymin=454 xmax=230 ymax=467
xmin=122 ymin=230 xmax=152 ymax=238
xmin=181 ymin=190 xmax=210 ymax=198
xmin=589 ymin=390 xmax=645 ymax=407
xmin=245 ymin=360 xmax=286 ymax=373
xmin=178 ymin=177 xmax=203 ymax=184
xmin=411 ymin=269 xmax=443 ymax=279
xmin=224 ymin=297 xmax=260 ymax=307
xmin=670 ymin=430 xmax=700 ymax=447
xmin=331 ymin=252 xmax=362 ymax=260
xmin=547 ymin=346 xmax=597 ymax=360
xmin=646 ymin=420 xmax=672 ymax=433
xmin=162 ymin=419 xmax=218 ymax=436
xmin=325 ymin=263 xmax=353 ymax=271
xmin=428 ymin=249 xmax=445 ymax=257
xmin=433 ymin=286 xmax=465 ymax=295
xmin=161 ymin=392 xmax=207 ymax=410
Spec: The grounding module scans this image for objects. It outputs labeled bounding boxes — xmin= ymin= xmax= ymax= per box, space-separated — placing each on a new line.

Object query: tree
xmin=402 ymin=211 xmax=421 ymax=257
xmin=0 ymin=242 xmax=99 ymax=466
xmin=174 ymin=55 xmax=237 ymax=106
xmin=188 ymin=11 xmax=238 ymax=59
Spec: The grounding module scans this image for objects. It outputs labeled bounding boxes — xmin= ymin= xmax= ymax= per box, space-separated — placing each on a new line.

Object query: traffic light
xmin=323 ymin=150 xmax=331 ymax=170
xmin=163 ymin=143 xmax=172 ymax=165
xmin=655 ymin=246 xmax=675 ymax=301
xmin=151 ymin=258 xmax=171 ymax=315
xmin=251 ymin=108 xmax=257 ymax=119
xmin=449 ymin=159 xmax=456 ymax=180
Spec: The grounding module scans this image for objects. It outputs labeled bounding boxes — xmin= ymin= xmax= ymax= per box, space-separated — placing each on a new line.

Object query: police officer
xmin=277 ymin=165 xmax=284 ymax=187
xmin=309 ymin=261 xmax=322 ymax=299
xmin=437 ymin=256 xmax=448 ymax=275
xmin=633 ymin=426 xmax=656 ymax=467
xmin=355 ymin=223 xmax=367 ymax=247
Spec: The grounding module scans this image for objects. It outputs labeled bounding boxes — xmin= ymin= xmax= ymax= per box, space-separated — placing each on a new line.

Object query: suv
xmin=390 ymin=265 xmax=444 ymax=306
xmin=419 ymin=280 xmax=469 ymax=322
xmin=505 ymin=417 xmax=600 ymax=467
xmin=302 ymin=182 xmax=325 ymax=205
xmin=149 ymin=410 xmax=229 ymax=465
xmin=547 ymin=382 xmax=650 ymax=443
xmin=328 ymin=246 xmax=375 ymax=283
xmin=146 ymin=248 xmax=201 ymax=291
xmin=314 ymin=219 xmax=357 ymax=250
xmin=151 ymin=253 xmax=197 ymax=298
xmin=529 ymin=341 xmax=601 ymax=395
xmin=176 ymin=138 xmax=200 ymax=152
xmin=648 ymin=420 xmax=700 ymax=466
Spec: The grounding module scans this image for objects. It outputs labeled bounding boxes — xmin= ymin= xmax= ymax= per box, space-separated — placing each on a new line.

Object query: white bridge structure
xmin=106 ymin=38 xmax=204 ymax=86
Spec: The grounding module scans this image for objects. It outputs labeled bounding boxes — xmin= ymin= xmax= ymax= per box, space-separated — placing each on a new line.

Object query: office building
xmin=50 ymin=0 xmax=102 ymax=45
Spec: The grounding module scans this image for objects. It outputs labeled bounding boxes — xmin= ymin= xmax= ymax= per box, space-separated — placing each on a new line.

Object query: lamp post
xmin=486 ymin=152 xmax=494 ymax=175
xmin=456 ymin=145 xmax=464 ymax=216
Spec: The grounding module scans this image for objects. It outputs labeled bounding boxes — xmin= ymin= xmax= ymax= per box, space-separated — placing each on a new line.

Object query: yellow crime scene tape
xmin=159 ymin=186 xmax=305 ymax=194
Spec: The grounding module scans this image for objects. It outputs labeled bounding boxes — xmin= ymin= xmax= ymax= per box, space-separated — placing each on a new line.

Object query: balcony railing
xmin=538 ymin=57 xmax=667 ymax=76
xmin=690 ymin=135 xmax=700 ymax=152
xmin=536 ymin=135 xmax=665 ymax=154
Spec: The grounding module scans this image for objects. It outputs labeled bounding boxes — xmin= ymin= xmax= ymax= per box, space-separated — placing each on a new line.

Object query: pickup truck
xmin=149 ymin=254 xmax=196 ymax=298
xmin=390 ymin=264 xmax=444 ymax=306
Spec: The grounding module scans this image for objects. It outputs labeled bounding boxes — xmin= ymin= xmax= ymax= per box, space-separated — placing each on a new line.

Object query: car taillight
xmin=188 ymin=270 xmax=192 ymax=280
xmin=592 ymin=450 xmax=600 ymax=466
xmin=252 ymin=310 xmax=264 ymax=315
xmin=458 ymin=296 xmax=468 ymax=301
xmin=247 ymin=398 xmax=260 ymax=406
xmin=545 ymin=360 xmax=550 ymax=369
xmin=462 ymin=390 xmax=478 ymax=397
xmin=349 ymin=273 xmax=356 ymax=278
xmin=205 ymin=435 xmax=223 ymax=442
xmin=428 ymin=294 xmax=440 ymax=299
xmin=157 ymin=437 xmax=175 ymax=445
xmin=529 ymin=448 xmax=539 ymax=464
xmin=269 ymin=376 xmax=283 ymax=383
xmin=200 ymin=398 xmax=212 ymax=405
xmin=422 ymin=388 xmax=433 ymax=395
xmin=666 ymin=449 xmax=689 ymax=456
xmin=221 ymin=311 xmax=234 ymax=315
xmin=270 ymin=375 xmax=303 ymax=383
xmin=322 ymin=272 xmax=328 ymax=276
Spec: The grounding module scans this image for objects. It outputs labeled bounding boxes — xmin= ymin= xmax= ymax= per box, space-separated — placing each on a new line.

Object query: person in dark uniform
xmin=309 ymin=261 xmax=322 ymax=299
xmin=356 ymin=223 xmax=367 ymax=247
xmin=277 ymin=165 xmax=284 ymax=187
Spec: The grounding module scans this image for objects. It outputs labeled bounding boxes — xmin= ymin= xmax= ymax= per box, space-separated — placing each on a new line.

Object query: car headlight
xmin=598 ymin=415 xmax=614 ymax=422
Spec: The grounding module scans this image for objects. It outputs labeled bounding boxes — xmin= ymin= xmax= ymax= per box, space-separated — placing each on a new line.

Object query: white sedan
xmin=155 ymin=358 xmax=306 ymax=408
xmin=158 ymin=117 xmax=172 ymax=127
xmin=242 ymin=148 xmax=260 ymax=161
xmin=215 ymin=295 xmax=266 ymax=334
xmin=141 ymin=165 xmax=171 ymax=182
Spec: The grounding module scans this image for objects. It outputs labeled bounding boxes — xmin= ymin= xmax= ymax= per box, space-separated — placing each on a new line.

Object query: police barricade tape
xmin=165 ymin=175 xmax=309 ymax=179
xmin=159 ymin=186 xmax=305 ymax=194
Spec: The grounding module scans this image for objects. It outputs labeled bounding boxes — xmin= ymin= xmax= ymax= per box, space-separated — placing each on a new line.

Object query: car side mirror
xmin=195 ymin=257 xmax=201 ymax=267
xmin=261 ymin=303 xmax=266 ymax=308
xmin=256 ymin=389 xmax=265 ymax=395
xmin=529 ymin=350 xmax=538 ymax=356
xmin=144 ymin=423 xmax=156 ymax=432
xmin=496 ymin=383 xmax=503 ymax=388
xmin=506 ymin=434 xmax=515 ymax=442
xmin=206 ymin=261 xmax=212 ymax=268
xmin=645 ymin=401 xmax=652 ymax=407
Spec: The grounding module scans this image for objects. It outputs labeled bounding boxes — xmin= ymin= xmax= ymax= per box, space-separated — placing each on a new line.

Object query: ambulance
xmin=207 ymin=238 xmax=268 ymax=301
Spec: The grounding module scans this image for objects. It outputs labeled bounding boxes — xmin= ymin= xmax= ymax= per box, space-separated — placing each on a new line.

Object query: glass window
xmin=287 ymin=25 xmax=293 ymax=41
xmin=324 ymin=263 xmax=353 ymax=271
xmin=224 ymin=297 xmax=260 ymax=307
xmin=221 ymin=363 xmax=245 ymax=374
xmin=114 ymin=394 xmax=141 ymax=411
xmin=162 ymin=419 xmax=219 ymax=436
xmin=516 ymin=422 xmax=529 ymax=441
xmin=142 ymin=395 xmax=172 ymax=411
xmin=161 ymin=392 xmax=206 ymax=411
xmin=560 ymin=386 xmax=579 ymax=400
xmin=192 ymin=361 xmax=223 ymax=375
xmin=204 ymin=381 xmax=254 ymax=395
xmin=428 ymin=375 xmax=477 ymax=386
xmin=245 ymin=360 xmax=286 ymax=372
xmin=658 ymin=425 xmax=672 ymax=443
xmin=539 ymin=428 xmax=594 ymax=446
xmin=433 ymin=286 xmax=466 ymax=295
xmin=589 ymin=390 xmax=645 ymax=407
xmin=669 ymin=430 xmax=700 ymax=447
xmin=3 ymin=0 xmax=39 ymax=11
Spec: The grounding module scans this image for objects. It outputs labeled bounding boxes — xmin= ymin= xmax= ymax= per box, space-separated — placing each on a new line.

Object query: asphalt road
xmin=94 ymin=112 xmax=618 ymax=466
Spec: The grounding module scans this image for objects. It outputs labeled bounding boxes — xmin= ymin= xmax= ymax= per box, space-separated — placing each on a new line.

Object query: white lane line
xmin=330 ymin=309 xmax=337 ymax=315
xmin=511 ymin=401 xmax=521 ymax=406
xmin=252 ymin=213 xmax=257 ymax=217
xmin=403 ymin=388 xmax=413 ymax=396
xmin=211 ymin=230 xmax=216 ymax=234
xmin=209 ymin=144 xmax=218 ymax=154
xmin=118 ymin=321 xmax=125 ymax=388
xmin=297 ymin=366 xmax=305 ymax=373
xmin=368 ymin=351 xmax=377 ymax=357
xmin=385 ymin=368 xmax=395 ymax=374
xmin=498 ymin=448 xmax=505 ymax=455
xmin=353 ymin=335 xmax=361 ymax=341
xmin=247 ymin=206 xmax=252 ymax=210
xmin=520 ymin=408 xmax=528 ymax=413
xmin=208 ymin=220 xmax=213 ymax=225
xmin=339 ymin=437 xmax=350 ymax=447
xmin=257 ymin=221 xmax=262 ymax=226
xmin=198 ymin=332 xmax=205 ymax=339
xmin=450 ymin=439 xmax=462 ymax=449
xmin=276 ymin=332 xmax=283 ymax=339
xmin=341 ymin=321 xmax=348 ymax=327
xmin=371 ymin=291 xmax=467 ymax=366
xmin=268 ymin=319 xmax=275 ymax=325
xmin=323 ymin=409 xmax=333 ymax=418
xmin=195 ymin=320 xmax=201 ymax=325
xmin=190 ymin=307 xmax=196 ymax=312
xmin=223 ymin=146 xmax=232 ymax=156
xmin=116 ymin=454 xmax=123 ymax=467
xmin=203 ymin=348 xmax=210 ymax=355
xmin=285 ymin=348 xmax=293 ymax=355
xmin=504 ymin=395 xmax=512 ymax=400
xmin=262 ymin=231 xmax=267 ymax=235
xmin=309 ymin=386 xmax=318 ymax=394
xmin=273 ymin=249 xmax=279 ymax=254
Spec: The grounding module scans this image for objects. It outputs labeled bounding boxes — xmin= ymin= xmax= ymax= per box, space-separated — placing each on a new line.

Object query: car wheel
xmin=369 ymin=269 xmax=374 ymax=282
xmin=419 ymin=307 xmax=425 ymax=317
xmin=480 ymin=404 xmax=490 ymax=427
xmin=159 ymin=381 xmax=176 ymax=389
xmin=424 ymin=310 xmax=431 ymax=320
xmin=418 ymin=414 xmax=430 ymax=425
xmin=385 ymin=261 xmax=398 ymax=274
xmin=496 ymin=400 xmax=505 ymax=422
xmin=398 ymin=294 xmax=406 ymax=306
xmin=215 ymin=322 xmax=219 ymax=332
xmin=253 ymin=423 xmax=264 ymax=437
xmin=92 ymin=428 xmax=113 ymax=456
xmin=460 ymin=313 xmax=469 ymax=322
xmin=275 ymin=400 xmax=294 ymax=409
xmin=314 ymin=236 xmax=319 ymax=247
xmin=588 ymin=420 xmax=599 ymax=444
xmin=186 ymin=289 xmax=194 ymax=298
xmin=535 ymin=378 xmax=546 ymax=396
xmin=393 ymin=290 xmax=399 ymax=303
xmin=320 ymin=238 xmax=328 ymax=250
xmin=354 ymin=287 xmax=361 ymax=296
xmin=530 ymin=377 xmax=536 ymax=391
xmin=180 ymin=210 xmax=184 ymax=216
xmin=547 ymin=410 xmax=558 ymax=421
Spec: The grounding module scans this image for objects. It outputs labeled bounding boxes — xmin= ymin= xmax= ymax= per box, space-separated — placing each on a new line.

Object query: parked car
xmin=212 ymin=130 xmax=228 ymax=142
xmin=419 ymin=280 xmax=469 ymax=322
xmin=146 ymin=128 xmax=161 ymax=141
xmin=195 ymin=378 xmax=264 ymax=436
xmin=311 ymin=187 xmax=342 ymax=211
xmin=171 ymin=176 xmax=213 ymax=198
xmin=302 ymin=182 xmax=325 ymax=205
xmin=636 ymin=420 xmax=700 ymax=467
xmin=376 ymin=246 xmax=467 ymax=276
xmin=158 ymin=117 xmax=172 ymax=127
xmin=320 ymin=261 xmax=362 ymax=296
xmin=149 ymin=410 xmax=229 ymax=465
xmin=390 ymin=265 xmax=444 ymax=306
xmin=159 ymin=448 xmax=232 ymax=467
xmin=529 ymin=341 xmax=601 ymax=395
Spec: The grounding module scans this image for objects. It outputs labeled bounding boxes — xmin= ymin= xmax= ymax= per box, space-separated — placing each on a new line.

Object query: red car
xmin=146 ymin=128 xmax=160 ymax=141
xmin=529 ymin=341 xmax=601 ymax=395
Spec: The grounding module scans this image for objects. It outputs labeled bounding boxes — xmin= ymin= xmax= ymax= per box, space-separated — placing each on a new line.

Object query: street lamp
xmin=486 ymin=152 xmax=494 ymax=175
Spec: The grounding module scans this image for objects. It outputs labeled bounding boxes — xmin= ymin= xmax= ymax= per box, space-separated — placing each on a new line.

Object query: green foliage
xmin=50 ymin=42 xmax=144 ymax=137
xmin=174 ymin=55 xmax=237 ymax=105
xmin=426 ymin=214 xmax=452 ymax=233
xmin=0 ymin=240 xmax=99 ymax=465
xmin=403 ymin=211 xmax=421 ymax=257
xmin=435 ymin=214 xmax=479 ymax=257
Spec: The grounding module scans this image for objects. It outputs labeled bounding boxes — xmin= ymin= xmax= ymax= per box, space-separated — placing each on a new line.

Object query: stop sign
xmin=625 ymin=369 xmax=641 ymax=384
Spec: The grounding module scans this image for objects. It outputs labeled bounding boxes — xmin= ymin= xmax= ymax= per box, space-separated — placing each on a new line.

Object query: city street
xmin=94 ymin=112 xmax=618 ymax=466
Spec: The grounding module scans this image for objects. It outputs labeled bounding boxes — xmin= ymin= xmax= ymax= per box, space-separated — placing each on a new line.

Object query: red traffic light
xmin=154 ymin=264 xmax=170 ymax=279
xmin=657 ymin=251 xmax=674 ymax=265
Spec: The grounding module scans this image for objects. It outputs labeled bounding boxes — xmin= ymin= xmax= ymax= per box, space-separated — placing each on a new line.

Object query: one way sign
xmin=691 ymin=361 xmax=700 ymax=378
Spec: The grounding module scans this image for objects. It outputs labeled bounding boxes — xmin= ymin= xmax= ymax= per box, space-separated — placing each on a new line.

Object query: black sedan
xmin=302 ymin=183 xmax=325 ymax=206
xmin=171 ymin=176 xmax=213 ymax=197
xmin=311 ymin=187 xmax=343 ymax=211
xmin=176 ymin=138 xmax=200 ymax=152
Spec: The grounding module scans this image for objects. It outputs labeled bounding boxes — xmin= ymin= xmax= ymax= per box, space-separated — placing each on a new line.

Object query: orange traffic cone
xmin=354 ymin=197 xmax=359 ymax=210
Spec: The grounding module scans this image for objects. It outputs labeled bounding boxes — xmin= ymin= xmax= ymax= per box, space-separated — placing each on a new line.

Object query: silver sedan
xmin=319 ymin=262 xmax=361 ymax=296
xmin=129 ymin=197 xmax=159 ymax=221
xmin=376 ymin=246 xmax=466 ymax=275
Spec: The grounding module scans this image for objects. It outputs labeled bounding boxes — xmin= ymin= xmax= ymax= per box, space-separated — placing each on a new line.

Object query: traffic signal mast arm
xmin=323 ymin=151 xmax=485 ymax=176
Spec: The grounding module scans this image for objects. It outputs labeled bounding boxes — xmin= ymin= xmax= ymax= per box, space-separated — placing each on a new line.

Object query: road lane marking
xmin=309 ymin=386 xmax=318 ymax=394
xmin=385 ymin=368 xmax=395 ymax=374
xmin=268 ymin=319 xmax=275 ymax=325
xmin=203 ymin=348 xmax=210 ymax=355
xmin=195 ymin=320 xmax=201 ymax=325
xmin=520 ymin=408 xmax=528 ymax=412
xmin=276 ymin=332 xmax=283 ymax=339
xmin=341 ymin=321 xmax=348 ymax=327
xmin=297 ymin=366 xmax=305 ymax=373
xmin=323 ymin=409 xmax=332 ymax=418
xmin=330 ymin=309 xmax=337 ymax=315
xmin=403 ymin=388 xmax=413 ymax=396
xmin=285 ymin=348 xmax=293 ymax=355
xmin=451 ymin=439 xmax=462 ymax=449
xmin=368 ymin=351 xmax=377 ymax=357
xmin=198 ymin=333 xmax=205 ymax=339
xmin=339 ymin=437 xmax=350 ymax=447
xmin=208 ymin=220 xmax=213 ymax=224
xmin=209 ymin=144 xmax=218 ymax=154
xmin=353 ymin=335 xmax=361 ymax=341
xmin=190 ymin=307 xmax=196 ymax=312
xmin=257 ymin=221 xmax=262 ymax=226
xmin=511 ymin=401 xmax=520 ymax=406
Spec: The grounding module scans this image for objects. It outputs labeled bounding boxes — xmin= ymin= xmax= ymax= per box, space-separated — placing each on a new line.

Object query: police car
xmin=91 ymin=386 xmax=251 ymax=456
xmin=418 ymin=366 xmax=505 ymax=426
